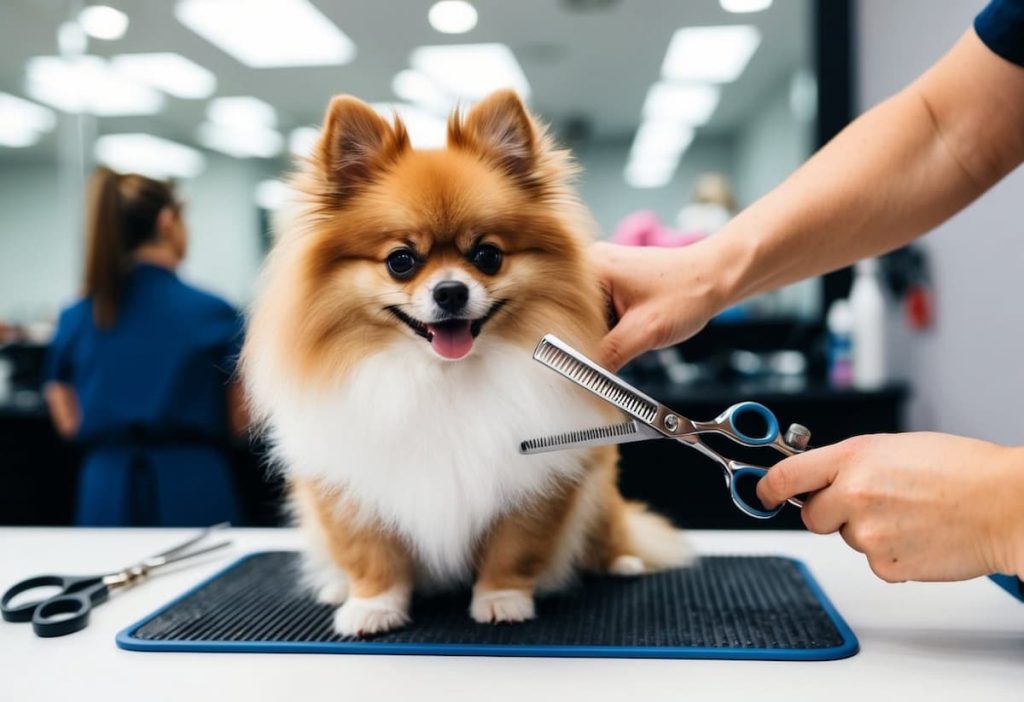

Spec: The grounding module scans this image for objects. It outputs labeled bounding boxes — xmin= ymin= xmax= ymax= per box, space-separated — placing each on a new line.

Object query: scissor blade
xmin=520 ymin=420 xmax=657 ymax=455
xmin=533 ymin=335 xmax=670 ymax=431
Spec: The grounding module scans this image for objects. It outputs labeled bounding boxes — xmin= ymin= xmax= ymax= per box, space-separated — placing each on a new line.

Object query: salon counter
xmin=1 ymin=528 xmax=1021 ymax=701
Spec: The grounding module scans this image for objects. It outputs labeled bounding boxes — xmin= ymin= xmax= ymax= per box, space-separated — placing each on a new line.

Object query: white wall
xmin=859 ymin=0 xmax=1024 ymax=444
xmin=0 ymin=155 xmax=273 ymax=321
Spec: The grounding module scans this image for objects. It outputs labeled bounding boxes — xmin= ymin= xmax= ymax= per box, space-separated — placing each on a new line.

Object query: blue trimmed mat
xmin=117 ymin=551 xmax=858 ymax=660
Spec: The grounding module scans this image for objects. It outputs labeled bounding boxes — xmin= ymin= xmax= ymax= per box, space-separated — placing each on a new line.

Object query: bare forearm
xmin=705 ymin=30 xmax=1024 ymax=310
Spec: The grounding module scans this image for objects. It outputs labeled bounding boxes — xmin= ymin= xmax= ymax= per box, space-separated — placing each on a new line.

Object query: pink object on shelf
xmin=611 ymin=210 xmax=705 ymax=248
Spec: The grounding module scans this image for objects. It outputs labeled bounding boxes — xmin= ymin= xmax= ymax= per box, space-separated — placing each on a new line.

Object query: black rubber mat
xmin=119 ymin=551 xmax=857 ymax=659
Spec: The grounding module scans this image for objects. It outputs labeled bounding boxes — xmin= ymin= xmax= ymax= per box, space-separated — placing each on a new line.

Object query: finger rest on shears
xmin=729 ymin=466 xmax=784 ymax=520
xmin=724 ymin=401 xmax=780 ymax=446
xmin=1 ymin=575 xmax=69 ymax=622
xmin=32 ymin=592 xmax=96 ymax=638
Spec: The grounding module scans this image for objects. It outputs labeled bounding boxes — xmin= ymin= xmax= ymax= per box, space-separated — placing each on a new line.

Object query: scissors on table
xmin=1 ymin=522 xmax=231 ymax=637
xmin=519 ymin=335 xmax=812 ymax=519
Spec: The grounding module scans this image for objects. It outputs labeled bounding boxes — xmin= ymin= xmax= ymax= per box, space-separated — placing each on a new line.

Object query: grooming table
xmin=117 ymin=551 xmax=857 ymax=660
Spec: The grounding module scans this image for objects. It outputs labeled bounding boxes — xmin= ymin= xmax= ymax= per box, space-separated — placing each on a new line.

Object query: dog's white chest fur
xmin=267 ymin=338 xmax=608 ymax=584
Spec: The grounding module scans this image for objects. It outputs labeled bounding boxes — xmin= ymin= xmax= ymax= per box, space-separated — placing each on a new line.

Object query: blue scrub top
xmin=46 ymin=264 xmax=244 ymax=527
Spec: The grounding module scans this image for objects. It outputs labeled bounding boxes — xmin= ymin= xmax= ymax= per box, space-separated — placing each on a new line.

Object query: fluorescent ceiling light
xmin=661 ymin=25 xmax=761 ymax=83
xmin=372 ymin=102 xmax=447 ymax=149
xmin=26 ymin=55 xmax=164 ymax=115
xmin=623 ymin=160 xmax=676 ymax=189
xmin=720 ymin=0 xmax=772 ymax=13
xmin=95 ymin=133 xmax=206 ymax=179
xmin=429 ymin=1 xmax=478 ymax=34
xmin=197 ymin=122 xmax=283 ymax=158
xmin=642 ymin=82 xmax=720 ymax=125
xmin=110 ymin=53 xmax=216 ymax=99
xmin=411 ymin=43 xmax=530 ymax=101
xmin=176 ymin=0 xmax=356 ymax=67
xmin=392 ymin=69 xmax=451 ymax=114
xmin=630 ymin=121 xmax=695 ymax=161
xmin=255 ymin=179 xmax=294 ymax=210
xmin=0 ymin=92 xmax=57 ymax=148
xmin=58 ymin=20 xmax=88 ymax=55
xmin=207 ymin=96 xmax=276 ymax=128
xmin=78 ymin=5 xmax=128 ymax=41
xmin=289 ymin=126 xmax=320 ymax=157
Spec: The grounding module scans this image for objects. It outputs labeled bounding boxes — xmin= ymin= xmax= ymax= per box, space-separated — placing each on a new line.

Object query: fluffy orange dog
xmin=243 ymin=90 xmax=693 ymax=636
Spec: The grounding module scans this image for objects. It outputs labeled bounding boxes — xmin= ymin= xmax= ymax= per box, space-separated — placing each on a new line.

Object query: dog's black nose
xmin=433 ymin=280 xmax=469 ymax=314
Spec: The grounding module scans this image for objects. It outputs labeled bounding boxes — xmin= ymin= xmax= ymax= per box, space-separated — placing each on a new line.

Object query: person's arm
xmin=595 ymin=29 xmax=1024 ymax=370
xmin=755 ymin=433 xmax=1024 ymax=583
xmin=45 ymin=382 xmax=80 ymax=439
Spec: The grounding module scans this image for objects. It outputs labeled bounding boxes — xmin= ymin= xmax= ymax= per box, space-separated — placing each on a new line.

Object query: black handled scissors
xmin=519 ymin=335 xmax=812 ymax=519
xmin=1 ymin=523 xmax=231 ymax=637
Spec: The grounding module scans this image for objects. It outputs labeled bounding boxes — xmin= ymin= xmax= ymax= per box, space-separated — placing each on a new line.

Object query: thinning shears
xmin=519 ymin=335 xmax=811 ymax=519
xmin=1 ymin=523 xmax=231 ymax=637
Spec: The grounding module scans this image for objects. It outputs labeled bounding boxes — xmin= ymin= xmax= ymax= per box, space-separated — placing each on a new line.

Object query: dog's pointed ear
xmin=451 ymin=90 xmax=538 ymax=184
xmin=317 ymin=95 xmax=409 ymax=202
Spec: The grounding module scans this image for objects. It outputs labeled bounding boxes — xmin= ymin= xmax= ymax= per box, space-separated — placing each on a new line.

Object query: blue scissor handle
xmin=723 ymin=401 xmax=780 ymax=446
xmin=728 ymin=466 xmax=783 ymax=519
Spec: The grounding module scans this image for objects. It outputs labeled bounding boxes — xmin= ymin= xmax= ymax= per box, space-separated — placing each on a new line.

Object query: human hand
xmin=757 ymin=432 xmax=1024 ymax=582
xmin=590 ymin=242 xmax=725 ymax=370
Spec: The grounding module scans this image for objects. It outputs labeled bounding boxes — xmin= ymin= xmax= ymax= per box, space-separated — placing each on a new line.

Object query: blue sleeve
xmin=975 ymin=0 xmax=1024 ymax=67
xmin=44 ymin=307 xmax=79 ymax=384
xmin=207 ymin=300 xmax=245 ymax=379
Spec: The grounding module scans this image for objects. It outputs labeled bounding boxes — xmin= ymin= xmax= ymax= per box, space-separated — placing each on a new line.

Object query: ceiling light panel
xmin=111 ymin=53 xmax=216 ymax=99
xmin=371 ymin=102 xmax=447 ymax=149
xmin=94 ymin=133 xmax=206 ymax=179
xmin=78 ymin=5 xmax=129 ymax=41
xmin=26 ymin=55 xmax=164 ymax=115
xmin=289 ymin=126 xmax=320 ymax=158
xmin=642 ymin=82 xmax=720 ymax=125
xmin=429 ymin=1 xmax=478 ymax=34
xmin=207 ymin=96 xmax=277 ymax=128
xmin=0 ymin=92 xmax=57 ymax=148
xmin=661 ymin=25 xmax=761 ymax=83
xmin=410 ymin=43 xmax=530 ymax=101
xmin=720 ymin=0 xmax=773 ymax=13
xmin=176 ymin=0 xmax=356 ymax=67
xmin=197 ymin=122 xmax=283 ymax=158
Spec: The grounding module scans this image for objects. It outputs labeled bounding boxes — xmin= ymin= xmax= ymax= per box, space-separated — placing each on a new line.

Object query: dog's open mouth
xmin=387 ymin=300 xmax=507 ymax=360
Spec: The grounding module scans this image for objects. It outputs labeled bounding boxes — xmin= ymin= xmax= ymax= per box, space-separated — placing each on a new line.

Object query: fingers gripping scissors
xmin=519 ymin=335 xmax=811 ymax=519
xmin=1 ymin=523 xmax=231 ymax=637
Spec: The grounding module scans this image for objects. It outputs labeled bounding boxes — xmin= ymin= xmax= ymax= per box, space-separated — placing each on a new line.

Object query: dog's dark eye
xmin=386 ymin=249 xmax=418 ymax=279
xmin=470 ymin=243 xmax=503 ymax=275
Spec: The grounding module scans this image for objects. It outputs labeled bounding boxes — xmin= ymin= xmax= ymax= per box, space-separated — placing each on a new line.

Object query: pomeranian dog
xmin=243 ymin=89 xmax=694 ymax=636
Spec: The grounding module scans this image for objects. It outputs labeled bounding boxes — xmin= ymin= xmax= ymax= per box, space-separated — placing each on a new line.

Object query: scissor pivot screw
xmin=664 ymin=414 xmax=680 ymax=432
xmin=785 ymin=424 xmax=811 ymax=450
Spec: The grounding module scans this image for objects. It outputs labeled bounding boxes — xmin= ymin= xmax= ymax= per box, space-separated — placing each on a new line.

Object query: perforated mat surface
xmin=118 ymin=551 xmax=857 ymax=660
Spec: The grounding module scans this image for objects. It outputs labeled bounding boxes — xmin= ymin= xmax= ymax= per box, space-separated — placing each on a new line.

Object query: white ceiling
xmin=0 ymin=0 xmax=811 ymax=164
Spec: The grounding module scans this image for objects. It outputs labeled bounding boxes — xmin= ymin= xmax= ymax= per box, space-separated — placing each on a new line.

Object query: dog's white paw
xmin=333 ymin=587 xmax=410 ymax=636
xmin=315 ymin=575 xmax=350 ymax=605
xmin=470 ymin=588 xmax=536 ymax=624
xmin=609 ymin=554 xmax=646 ymax=576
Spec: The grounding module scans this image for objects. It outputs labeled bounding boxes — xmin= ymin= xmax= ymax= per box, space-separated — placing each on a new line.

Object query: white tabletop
xmin=1 ymin=527 xmax=1022 ymax=702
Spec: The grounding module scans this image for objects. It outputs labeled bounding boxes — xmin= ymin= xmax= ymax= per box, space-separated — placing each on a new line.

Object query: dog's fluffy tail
xmin=624 ymin=501 xmax=697 ymax=570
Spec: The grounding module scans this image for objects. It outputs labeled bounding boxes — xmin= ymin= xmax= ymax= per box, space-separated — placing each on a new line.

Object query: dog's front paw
xmin=609 ymin=554 xmax=646 ymax=576
xmin=470 ymin=588 xmax=536 ymax=624
xmin=333 ymin=588 xmax=410 ymax=636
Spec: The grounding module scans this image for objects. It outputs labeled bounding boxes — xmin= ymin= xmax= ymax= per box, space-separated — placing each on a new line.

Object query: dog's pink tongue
xmin=427 ymin=321 xmax=474 ymax=360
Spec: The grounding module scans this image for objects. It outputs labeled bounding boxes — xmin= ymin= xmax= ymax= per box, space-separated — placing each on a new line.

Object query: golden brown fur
xmin=243 ymin=90 xmax=692 ymax=635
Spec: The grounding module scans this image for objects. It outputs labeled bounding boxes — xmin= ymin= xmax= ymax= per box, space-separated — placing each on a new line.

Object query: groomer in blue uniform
xmin=595 ymin=0 xmax=1024 ymax=591
xmin=45 ymin=167 xmax=247 ymax=526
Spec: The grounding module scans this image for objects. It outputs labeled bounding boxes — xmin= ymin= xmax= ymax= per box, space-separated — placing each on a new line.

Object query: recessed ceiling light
xmin=207 ymin=96 xmax=277 ymax=128
xmin=642 ymin=83 xmax=720 ymax=125
xmin=94 ymin=133 xmax=206 ymax=179
xmin=289 ymin=126 xmax=320 ymax=158
xmin=372 ymin=103 xmax=448 ymax=149
xmin=176 ymin=0 xmax=356 ymax=68
xmin=0 ymin=92 xmax=57 ymax=148
xmin=429 ymin=1 xmax=478 ymax=34
xmin=624 ymin=121 xmax=695 ymax=189
xmin=720 ymin=0 xmax=772 ymax=13
xmin=661 ymin=25 xmax=761 ymax=83
xmin=197 ymin=122 xmax=283 ymax=158
xmin=110 ymin=53 xmax=216 ymax=99
xmin=26 ymin=55 xmax=164 ymax=115
xmin=410 ymin=43 xmax=530 ymax=101
xmin=78 ymin=5 xmax=128 ymax=41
